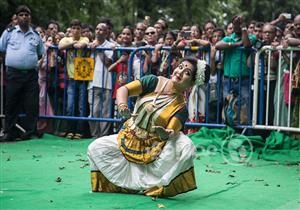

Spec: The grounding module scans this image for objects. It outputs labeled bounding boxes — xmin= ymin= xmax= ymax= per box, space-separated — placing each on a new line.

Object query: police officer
xmin=0 ymin=5 xmax=45 ymax=141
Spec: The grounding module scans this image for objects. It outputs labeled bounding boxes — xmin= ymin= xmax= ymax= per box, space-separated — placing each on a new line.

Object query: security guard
xmin=0 ymin=5 xmax=45 ymax=141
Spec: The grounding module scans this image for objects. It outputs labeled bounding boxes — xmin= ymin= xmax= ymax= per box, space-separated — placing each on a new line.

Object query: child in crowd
xmin=209 ymin=28 xmax=225 ymax=123
xmin=58 ymin=19 xmax=89 ymax=139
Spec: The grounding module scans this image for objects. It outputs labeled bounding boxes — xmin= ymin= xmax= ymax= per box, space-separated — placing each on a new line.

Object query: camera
xmin=254 ymin=40 xmax=267 ymax=50
xmin=182 ymin=31 xmax=191 ymax=39
xmin=282 ymin=13 xmax=292 ymax=20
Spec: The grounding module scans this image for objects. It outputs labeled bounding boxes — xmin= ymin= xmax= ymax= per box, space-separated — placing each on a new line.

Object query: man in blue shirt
xmin=0 ymin=5 xmax=45 ymax=141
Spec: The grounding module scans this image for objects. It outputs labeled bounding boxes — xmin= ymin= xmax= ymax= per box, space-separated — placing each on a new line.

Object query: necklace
xmin=145 ymin=79 xmax=169 ymax=113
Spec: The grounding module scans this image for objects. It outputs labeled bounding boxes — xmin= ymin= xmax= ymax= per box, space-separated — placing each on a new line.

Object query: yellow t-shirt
xmin=59 ymin=37 xmax=89 ymax=78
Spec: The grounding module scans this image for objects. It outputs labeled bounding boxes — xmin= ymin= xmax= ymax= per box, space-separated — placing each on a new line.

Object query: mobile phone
xmin=183 ymin=31 xmax=191 ymax=39
xmin=282 ymin=13 xmax=291 ymax=19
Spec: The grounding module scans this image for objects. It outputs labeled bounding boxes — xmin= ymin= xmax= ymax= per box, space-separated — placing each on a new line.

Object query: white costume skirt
xmin=87 ymin=132 xmax=197 ymax=197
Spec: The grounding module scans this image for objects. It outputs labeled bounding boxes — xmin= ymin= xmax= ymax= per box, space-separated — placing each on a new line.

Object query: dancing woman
xmin=87 ymin=57 xmax=210 ymax=197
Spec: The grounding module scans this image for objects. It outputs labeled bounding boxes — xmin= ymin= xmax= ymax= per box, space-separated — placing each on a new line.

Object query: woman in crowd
xmin=37 ymin=35 xmax=55 ymax=132
xmin=108 ymin=26 xmax=134 ymax=98
xmin=108 ymin=26 xmax=134 ymax=132
xmin=203 ymin=20 xmax=217 ymax=42
xmin=151 ymin=31 xmax=177 ymax=77
xmin=176 ymin=24 xmax=210 ymax=49
xmin=226 ymin=22 xmax=234 ymax=36
xmin=88 ymin=57 xmax=210 ymax=197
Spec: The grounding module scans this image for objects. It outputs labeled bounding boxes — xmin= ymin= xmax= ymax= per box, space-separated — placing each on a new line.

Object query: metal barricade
xmin=39 ymin=46 xmax=135 ymax=125
xmin=0 ymin=45 xmax=259 ymax=134
xmin=252 ymin=46 xmax=300 ymax=132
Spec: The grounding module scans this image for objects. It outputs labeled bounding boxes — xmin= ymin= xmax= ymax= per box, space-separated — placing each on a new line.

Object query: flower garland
xmin=195 ymin=60 xmax=207 ymax=86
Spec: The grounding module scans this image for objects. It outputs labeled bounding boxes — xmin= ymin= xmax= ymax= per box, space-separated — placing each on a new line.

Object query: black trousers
xmin=5 ymin=68 xmax=39 ymax=136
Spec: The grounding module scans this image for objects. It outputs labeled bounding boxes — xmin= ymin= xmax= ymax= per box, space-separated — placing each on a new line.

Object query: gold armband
xmin=167 ymin=117 xmax=182 ymax=132
xmin=124 ymin=80 xmax=142 ymax=96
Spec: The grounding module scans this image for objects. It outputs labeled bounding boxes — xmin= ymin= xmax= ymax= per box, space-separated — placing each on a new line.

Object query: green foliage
xmin=0 ymin=0 xmax=299 ymax=34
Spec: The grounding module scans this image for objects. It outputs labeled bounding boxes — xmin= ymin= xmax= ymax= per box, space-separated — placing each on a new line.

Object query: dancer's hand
xmin=118 ymin=103 xmax=131 ymax=119
xmin=153 ymin=126 xmax=174 ymax=140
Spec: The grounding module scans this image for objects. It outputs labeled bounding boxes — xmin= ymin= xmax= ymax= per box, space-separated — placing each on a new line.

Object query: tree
xmin=0 ymin=0 xmax=299 ymax=34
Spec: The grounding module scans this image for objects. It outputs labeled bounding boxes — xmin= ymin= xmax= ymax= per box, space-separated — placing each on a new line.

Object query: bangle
xmin=118 ymin=103 xmax=128 ymax=111
xmin=167 ymin=129 xmax=175 ymax=139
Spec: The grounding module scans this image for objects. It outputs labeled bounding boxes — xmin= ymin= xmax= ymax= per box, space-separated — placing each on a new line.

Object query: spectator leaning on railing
xmin=249 ymin=23 xmax=278 ymax=126
xmin=275 ymin=14 xmax=300 ymax=128
xmin=58 ymin=19 xmax=89 ymax=140
xmin=215 ymin=15 xmax=256 ymax=125
xmin=283 ymin=15 xmax=300 ymax=47
xmin=133 ymin=22 xmax=146 ymax=45
xmin=88 ymin=22 xmax=114 ymax=138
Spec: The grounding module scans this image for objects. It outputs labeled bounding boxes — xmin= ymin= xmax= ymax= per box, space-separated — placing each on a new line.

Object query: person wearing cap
xmin=0 ymin=5 xmax=45 ymax=141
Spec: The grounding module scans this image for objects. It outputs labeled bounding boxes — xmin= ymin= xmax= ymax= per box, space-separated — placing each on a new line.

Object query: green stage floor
xmin=1 ymin=134 xmax=299 ymax=210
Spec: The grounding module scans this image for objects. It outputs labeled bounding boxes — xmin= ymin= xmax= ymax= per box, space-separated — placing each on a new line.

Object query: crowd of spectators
xmin=1 ymin=8 xmax=300 ymax=139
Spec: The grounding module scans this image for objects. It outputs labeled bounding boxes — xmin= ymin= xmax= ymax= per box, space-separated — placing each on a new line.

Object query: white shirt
xmin=133 ymin=55 xmax=144 ymax=80
xmin=88 ymin=40 xmax=114 ymax=90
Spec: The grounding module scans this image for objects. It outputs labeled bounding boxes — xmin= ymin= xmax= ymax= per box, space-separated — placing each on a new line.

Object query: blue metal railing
xmin=1 ymin=46 xmax=257 ymax=130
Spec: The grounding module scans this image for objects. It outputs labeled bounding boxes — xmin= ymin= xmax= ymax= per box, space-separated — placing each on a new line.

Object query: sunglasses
xmin=145 ymin=31 xmax=156 ymax=35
